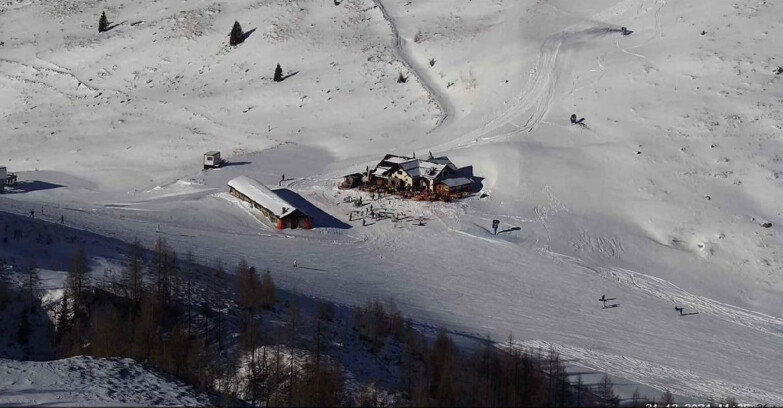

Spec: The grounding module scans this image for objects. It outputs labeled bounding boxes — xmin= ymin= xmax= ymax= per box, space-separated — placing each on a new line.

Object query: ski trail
xmin=545 ymin=250 xmax=783 ymax=339
xmin=508 ymin=340 xmax=783 ymax=405
xmin=453 ymin=26 xmax=619 ymax=149
xmin=615 ymin=0 xmax=666 ymax=59
xmin=465 ymin=33 xmax=563 ymax=143
xmin=371 ymin=0 xmax=452 ymax=131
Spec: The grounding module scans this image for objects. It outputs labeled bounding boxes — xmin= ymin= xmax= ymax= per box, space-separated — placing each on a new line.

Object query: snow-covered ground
xmin=2 ymin=0 xmax=782 ymax=404
xmin=0 ymin=357 xmax=210 ymax=406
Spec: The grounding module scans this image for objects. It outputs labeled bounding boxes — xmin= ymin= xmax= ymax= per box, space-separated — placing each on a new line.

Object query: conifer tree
xmin=55 ymin=291 xmax=71 ymax=343
xmin=430 ymin=330 xmax=459 ymax=405
xmin=98 ymin=11 xmax=109 ymax=33
xmin=598 ymin=373 xmax=620 ymax=407
xmin=631 ymin=387 xmax=642 ymax=407
xmin=67 ymin=245 xmax=89 ymax=312
xmin=17 ymin=307 xmax=30 ymax=345
xmin=235 ymin=257 xmax=255 ymax=311
xmin=124 ymin=239 xmax=144 ymax=303
xmin=661 ymin=390 xmax=676 ymax=405
xmin=260 ymin=269 xmax=276 ymax=309
xmin=151 ymin=237 xmax=177 ymax=307
xmin=229 ymin=21 xmax=244 ymax=46
xmin=274 ymin=63 xmax=283 ymax=82
xmin=24 ymin=254 xmax=40 ymax=306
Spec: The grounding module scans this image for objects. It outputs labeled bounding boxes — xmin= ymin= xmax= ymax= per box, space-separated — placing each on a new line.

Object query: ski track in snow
xmin=454 ymin=26 xmax=618 ymax=149
xmin=510 ymin=340 xmax=783 ymax=405
xmin=545 ymin=250 xmax=783 ymax=339
xmin=446 ymin=33 xmax=562 ymax=151
xmin=372 ymin=0 xmax=451 ymax=131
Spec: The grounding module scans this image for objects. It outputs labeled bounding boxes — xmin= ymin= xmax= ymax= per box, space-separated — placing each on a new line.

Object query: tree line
xmin=3 ymin=233 xmax=703 ymax=407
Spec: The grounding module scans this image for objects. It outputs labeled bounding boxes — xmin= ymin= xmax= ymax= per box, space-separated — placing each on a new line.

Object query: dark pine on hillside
xmin=274 ymin=63 xmax=283 ymax=82
xmin=229 ymin=21 xmax=244 ymax=46
xmin=98 ymin=11 xmax=108 ymax=33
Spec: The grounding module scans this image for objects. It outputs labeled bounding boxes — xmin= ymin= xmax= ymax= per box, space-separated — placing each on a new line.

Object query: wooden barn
xmin=227 ymin=176 xmax=312 ymax=230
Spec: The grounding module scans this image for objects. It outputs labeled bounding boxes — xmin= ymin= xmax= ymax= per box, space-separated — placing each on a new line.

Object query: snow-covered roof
xmin=428 ymin=156 xmax=458 ymax=171
xmin=373 ymin=165 xmax=393 ymax=178
xmin=383 ymin=155 xmax=413 ymax=164
xmin=418 ymin=161 xmax=448 ymax=180
xmin=373 ymin=154 xmax=457 ymax=180
xmin=227 ymin=176 xmax=298 ymax=218
xmin=204 ymin=151 xmax=220 ymax=156
xmin=428 ymin=156 xmax=452 ymax=165
xmin=439 ymin=177 xmax=473 ymax=187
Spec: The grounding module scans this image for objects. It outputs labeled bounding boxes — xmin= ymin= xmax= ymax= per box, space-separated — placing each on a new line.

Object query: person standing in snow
xmin=293 ymin=260 xmax=298 ymax=268
xmin=60 ymin=215 xmax=64 ymax=224
xmin=30 ymin=209 xmax=34 ymax=218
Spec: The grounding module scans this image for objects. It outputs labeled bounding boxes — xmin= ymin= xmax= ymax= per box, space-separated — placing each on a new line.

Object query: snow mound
xmin=0 ymin=356 xmax=211 ymax=406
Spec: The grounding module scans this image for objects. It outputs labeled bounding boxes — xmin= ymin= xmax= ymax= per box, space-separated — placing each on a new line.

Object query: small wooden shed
xmin=340 ymin=173 xmax=363 ymax=189
xmin=436 ymin=177 xmax=474 ymax=195
xmin=204 ymin=151 xmax=224 ymax=169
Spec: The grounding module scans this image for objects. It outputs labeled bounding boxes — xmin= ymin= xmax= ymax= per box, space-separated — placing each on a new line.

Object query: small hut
xmin=340 ymin=173 xmax=363 ymax=189
xmin=204 ymin=151 xmax=224 ymax=169
xmin=436 ymin=177 xmax=474 ymax=195
xmin=227 ymin=176 xmax=312 ymax=229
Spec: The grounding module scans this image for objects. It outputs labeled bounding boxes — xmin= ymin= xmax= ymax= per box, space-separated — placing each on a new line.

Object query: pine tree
xmin=631 ymin=387 xmax=642 ymax=407
xmin=67 ymin=245 xmax=89 ymax=312
xmin=235 ymin=258 xmax=257 ymax=311
xmin=151 ymin=237 xmax=177 ymax=307
xmin=260 ymin=269 xmax=276 ymax=309
xmin=24 ymin=254 xmax=40 ymax=306
xmin=98 ymin=11 xmax=109 ymax=33
xmin=90 ymin=302 xmax=123 ymax=357
xmin=430 ymin=330 xmax=459 ymax=405
xmin=274 ymin=63 xmax=283 ymax=82
xmin=124 ymin=239 xmax=144 ymax=303
xmin=229 ymin=21 xmax=244 ymax=46
xmin=185 ymin=251 xmax=196 ymax=337
xmin=661 ymin=390 xmax=676 ymax=405
xmin=17 ymin=307 xmax=30 ymax=345
xmin=575 ymin=375 xmax=586 ymax=407
xmin=598 ymin=373 xmax=620 ymax=407
xmin=55 ymin=291 xmax=71 ymax=345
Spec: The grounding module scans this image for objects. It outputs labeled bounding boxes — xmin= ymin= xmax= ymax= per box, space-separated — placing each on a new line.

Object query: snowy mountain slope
xmin=0 ymin=356 xmax=211 ymax=406
xmin=2 ymin=0 xmax=783 ymax=404
xmin=0 ymin=0 xmax=439 ymax=191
